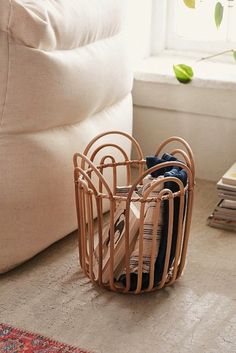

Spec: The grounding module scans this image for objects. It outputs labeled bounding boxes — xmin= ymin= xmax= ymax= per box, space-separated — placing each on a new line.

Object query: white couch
xmin=0 ymin=0 xmax=133 ymax=273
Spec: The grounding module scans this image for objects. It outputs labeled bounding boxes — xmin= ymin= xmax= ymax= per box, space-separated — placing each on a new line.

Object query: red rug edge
xmin=0 ymin=322 xmax=92 ymax=353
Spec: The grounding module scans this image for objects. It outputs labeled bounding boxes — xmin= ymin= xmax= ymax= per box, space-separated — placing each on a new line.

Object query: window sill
xmin=134 ymin=52 xmax=236 ymax=90
xmin=133 ymin=53 xmax=236 ymax=120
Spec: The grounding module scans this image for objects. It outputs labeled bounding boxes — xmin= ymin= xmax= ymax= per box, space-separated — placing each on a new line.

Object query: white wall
xmin=125 ymin=0 xmax=152 ymax=65
xmin=125 ymin=2 xmax=236 ymax=181
xmin=133 ymin=80 xmax=236 ymax=181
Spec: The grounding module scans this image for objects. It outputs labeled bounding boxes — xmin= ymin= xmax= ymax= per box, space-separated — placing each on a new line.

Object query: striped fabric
xmin=128 ymin=176 xmax=164 ymax=274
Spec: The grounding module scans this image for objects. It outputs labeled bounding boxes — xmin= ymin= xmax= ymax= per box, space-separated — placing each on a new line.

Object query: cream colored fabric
xmin=0 ymin=0 xmax=133 ymax=273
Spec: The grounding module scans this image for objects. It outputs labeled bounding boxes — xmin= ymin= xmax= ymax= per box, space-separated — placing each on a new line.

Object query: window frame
xmin=151 ymin=0 xmax=236 ymax=56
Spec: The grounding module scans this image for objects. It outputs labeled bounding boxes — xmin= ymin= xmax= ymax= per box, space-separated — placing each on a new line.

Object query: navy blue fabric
xmin=153 ymin=168 xmax=187 ymax=286
xmin=146 ymin=153 xmax=178 ymax=178
xmin=119 ymin=273 xmax=149 ymax=292
xmin=119 ymin=153 xmax=187 ymax=291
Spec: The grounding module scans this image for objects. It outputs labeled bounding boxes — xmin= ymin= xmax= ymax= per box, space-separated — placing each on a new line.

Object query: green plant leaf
xmin=233 ymin=51 xmax=236 ymax=61
xmin=215 ymin=2 xmax=224 ymax=29
xmin=173 ymin=64 xmax=194 ymax=84
xmin=183 ymin=0 xmax=195 ymax=8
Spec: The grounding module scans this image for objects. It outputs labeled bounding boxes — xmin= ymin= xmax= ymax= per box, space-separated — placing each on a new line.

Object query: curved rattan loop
xmin=155 ymin=136 xmax=195 ymax=179
xmin=143 ymin=177 xmax=185 ymax=200
xmin=99 ymin=155 xmax=118 ymax=194
xmin=92 ymin=145 xmax=131 ymax=187
xmin=90 ymin=144 xmax=130 ymax=164
xmin=82 ymin=130 xmax=144 ymax=163
xmin=126 ymin=161 xmax=193 ymax=204
xmin=74 ymin=168 xmax=99 ymax=197
xmin=73 ymin=152 xmax=113 ymax=198
xmin=100 ymin=155 xmax=116 ymax=165
xmin=74 ymin=132 xmax=195 ymax=294
xmin=169 ymin=149 xmax=191 ymax=169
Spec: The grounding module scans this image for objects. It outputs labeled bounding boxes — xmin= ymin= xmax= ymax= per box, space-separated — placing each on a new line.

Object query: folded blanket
xmin=119 ymin=177 xmax=164 ymax=290
xmin=146 ymin=153 xmax=182 ymax=178
xmin=119 ymin=153 xmax=187 ymax=291
xmin=154 ymin=168 xmax=187 ymax=286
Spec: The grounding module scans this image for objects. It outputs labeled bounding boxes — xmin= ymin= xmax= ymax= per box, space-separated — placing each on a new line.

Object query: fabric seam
xmin=10 ymin=29 xmax=122 ymax=53
xmin=0 ymin=92 xmax=132 ymax=136
xmin=0 ymin=0 xmax=12 ymax=129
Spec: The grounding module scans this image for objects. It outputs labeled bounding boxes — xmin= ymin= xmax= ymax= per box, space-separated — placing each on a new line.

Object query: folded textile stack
xmin=92 ymin=153 xmax=188 ymax=289
xmin=93 ymin=189 xmax=140 ymax=283
xmin=208 ymin=162 xmax=236 ymax=231
xmin=119 ymin=153 xmax=188 ymax=291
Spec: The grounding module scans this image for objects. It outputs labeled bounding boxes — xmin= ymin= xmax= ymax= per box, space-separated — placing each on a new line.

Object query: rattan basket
xmin=73 ymin=131 xmax=195 ymax=294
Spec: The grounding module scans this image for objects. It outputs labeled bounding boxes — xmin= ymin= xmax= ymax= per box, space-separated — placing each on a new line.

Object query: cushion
xmin=0 ymin=0 xmax=133 ymax=272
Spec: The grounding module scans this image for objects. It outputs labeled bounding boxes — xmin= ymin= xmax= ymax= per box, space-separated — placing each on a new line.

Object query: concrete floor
xmin=1 ymin=179 xmax=236 ymax=353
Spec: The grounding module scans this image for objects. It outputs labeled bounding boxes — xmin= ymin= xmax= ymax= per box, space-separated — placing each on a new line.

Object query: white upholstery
xmin=0 ymin=0 xmax=133 ymax=273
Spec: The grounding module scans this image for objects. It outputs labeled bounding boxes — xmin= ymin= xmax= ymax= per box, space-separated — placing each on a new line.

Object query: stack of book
xmin=208 ymin=162 xmax=236 ymax=231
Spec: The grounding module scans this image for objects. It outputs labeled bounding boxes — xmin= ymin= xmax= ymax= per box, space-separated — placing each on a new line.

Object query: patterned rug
xmin=0 ymin=323 xmax=90 ymax=353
